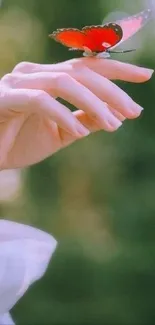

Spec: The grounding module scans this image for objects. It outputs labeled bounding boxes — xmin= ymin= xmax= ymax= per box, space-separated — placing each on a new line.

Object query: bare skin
xmin=0 ymin=58 xmax=153 ymax=169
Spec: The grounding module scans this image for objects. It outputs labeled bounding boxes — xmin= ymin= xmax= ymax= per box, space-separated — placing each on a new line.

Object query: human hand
xmin=0 ymin=58 xmax=153 ymax=170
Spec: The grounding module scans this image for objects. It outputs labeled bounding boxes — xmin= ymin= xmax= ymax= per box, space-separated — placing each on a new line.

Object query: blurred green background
xmin=0 ymin=0 xmax=155 ymax=324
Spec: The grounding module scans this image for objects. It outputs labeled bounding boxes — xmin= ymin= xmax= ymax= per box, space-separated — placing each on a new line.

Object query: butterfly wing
xmin=50 ymin=23 xmax=123 ymax=53
xmin=49 ymin=29 xmax=86 ymax=50
xmin=50 ymin=9 xmax=152 ymax=54
xmin=111 ymin=8 xmax=152 ymax=48
xmin=82 ymin=23 xmax=123 ymax=52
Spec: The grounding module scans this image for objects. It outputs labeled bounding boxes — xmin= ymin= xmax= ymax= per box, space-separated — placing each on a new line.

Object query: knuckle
xmin=31 ymin=90 xmax=48 ymax=106
xmin=13 ymin=61 xmax=34 ymax=73
xmin=54 ymin=72 xmax=71 ymax=88
xmin=1 ymin=73 xmax=24 ymax=88
xmin=69 ymin=58 xmax=85 ymax=71
xmin=1 ymin=73 xmax=13 ymax=84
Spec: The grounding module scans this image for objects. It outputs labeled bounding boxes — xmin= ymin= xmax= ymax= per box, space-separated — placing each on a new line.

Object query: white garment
xmin=0 ymin=220 xmax=57 ymax=324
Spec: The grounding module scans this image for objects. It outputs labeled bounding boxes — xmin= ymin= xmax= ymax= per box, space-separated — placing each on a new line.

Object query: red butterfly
xmin=49 ymin=8 xmax=152 ymax=58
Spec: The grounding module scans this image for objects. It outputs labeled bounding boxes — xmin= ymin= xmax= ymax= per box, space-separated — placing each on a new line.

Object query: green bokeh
xmin=0 ymin=0 xmax=155 ymax=324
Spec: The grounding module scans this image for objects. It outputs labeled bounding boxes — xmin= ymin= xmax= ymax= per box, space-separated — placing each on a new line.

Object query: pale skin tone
xmin=0 ymin=58 xmax=153 ymax=170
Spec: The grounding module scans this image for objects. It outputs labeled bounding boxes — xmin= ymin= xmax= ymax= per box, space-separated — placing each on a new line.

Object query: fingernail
xmin=75 ymin=123 xmax=90 ymax=137
xmin=93 ymin=111 xmax=122 ymax=131
xmin=129 ymin=103 xmax=144 ymax=117
xmin=101 ymin=110 xmax=123 ymax=129
xmin=107 ymin=117 xmax=122 ymax=130
xmin=144 ymin=68 xmax=154 ymax=78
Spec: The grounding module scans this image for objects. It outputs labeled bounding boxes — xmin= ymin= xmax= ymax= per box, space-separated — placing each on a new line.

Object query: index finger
xmin=78 ymin=58 xmax=154 ymax=82
xmin=13 ymin=59 xmax=154 ymax=83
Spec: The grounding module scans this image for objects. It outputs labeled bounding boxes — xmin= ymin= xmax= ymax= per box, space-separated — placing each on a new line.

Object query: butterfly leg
xmin=96 ymin=52 xmax=111 ymax=59
xmin=83 ymin=47 xmax=95 ymax=57
xmin=83 ymin=52 xmax=94 ymax=57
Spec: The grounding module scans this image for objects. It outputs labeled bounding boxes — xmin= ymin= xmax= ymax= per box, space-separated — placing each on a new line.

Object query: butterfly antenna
xmin=108 ymin=49 xmax=136 ymax=54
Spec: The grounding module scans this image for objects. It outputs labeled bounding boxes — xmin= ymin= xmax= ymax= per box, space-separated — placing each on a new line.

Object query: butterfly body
xmin=49 ymin=8 xmax=152 ymax=58
xmin=68 ymin=46 xmax=111 ymax=58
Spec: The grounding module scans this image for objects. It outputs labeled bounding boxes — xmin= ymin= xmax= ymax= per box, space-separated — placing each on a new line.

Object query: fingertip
xmin=118 ymin=66 xmax=154 ymax=84
xmin=80 ymin=58 xmax=154 ymax=83
xmin=140 ymin=68 xmax=154 ymax=81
